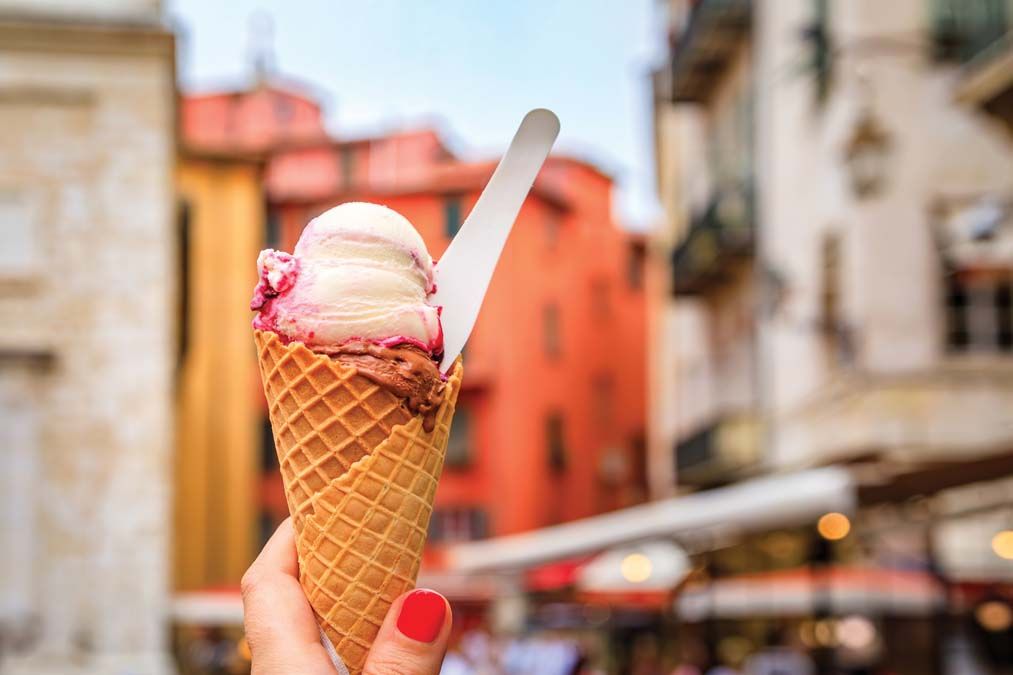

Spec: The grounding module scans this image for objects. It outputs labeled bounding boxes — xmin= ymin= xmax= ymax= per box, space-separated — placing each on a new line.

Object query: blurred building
xmin=174 ymin=145 xmax=264 ymax=592
xmin=0 ymin=1 xmax=176 ymax=674
xmin=262 ymin=132 xmax=651 ymax=542
xmin=648 ymin=0 xmax=1013 ymax=671
xmin=175 ymin=74 xmax=648 ymax=619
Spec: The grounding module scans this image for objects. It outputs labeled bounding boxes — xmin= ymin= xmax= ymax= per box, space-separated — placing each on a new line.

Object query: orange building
xmin=181 ymin=80 xmax=648 ymax=572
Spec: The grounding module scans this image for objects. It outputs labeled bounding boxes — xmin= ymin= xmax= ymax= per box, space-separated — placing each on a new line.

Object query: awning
xmin=677 ymin=566 xmax=945 ymax=620
xmin=525 ymin=557 xmax=593 ymax=592
xmin=414 ymin=570 xmax=507 ymax=601
xmin=577 ymin=541 xmax=691 ymax=593
xmin=446 ymin=467 xmax=855 ymax=573
xmin=172 ymin=589 xmax=244 ymax=626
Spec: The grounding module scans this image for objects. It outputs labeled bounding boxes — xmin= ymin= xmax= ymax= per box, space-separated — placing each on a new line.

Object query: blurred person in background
xmin=742 ymin=626 xmax=814 ymax=675
xmin=705 ymin=664 xmax=741 ymax=675
xmin=670 ymin=666 xmax=702 ymax=675
xmin=628 ymin=633 xmax=666 ymax=675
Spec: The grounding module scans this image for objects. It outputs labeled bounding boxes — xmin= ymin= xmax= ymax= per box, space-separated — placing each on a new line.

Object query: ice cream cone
xmin=254 ymin=329 xmax=462 ymax=674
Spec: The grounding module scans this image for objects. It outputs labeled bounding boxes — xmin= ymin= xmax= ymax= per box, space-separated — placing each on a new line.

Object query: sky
xmin=167 ymin=0 xmax=666 ymax=228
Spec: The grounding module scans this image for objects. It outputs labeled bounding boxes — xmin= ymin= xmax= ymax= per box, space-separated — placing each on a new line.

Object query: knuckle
xmin=363 ymin=652 xmax=419 ymax=675
xmin=240 ymin=567 xmax=261 ymax=598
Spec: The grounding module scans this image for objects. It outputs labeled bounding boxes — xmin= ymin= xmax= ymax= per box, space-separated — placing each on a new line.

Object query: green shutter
xmin=444 ymin=197 xmax=462 ymax=237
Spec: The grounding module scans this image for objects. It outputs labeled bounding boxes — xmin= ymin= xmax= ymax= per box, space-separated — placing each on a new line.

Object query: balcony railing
xmin=669 ymin=0 xmax=751 ymax=103
xmin=933 ymin=0 xmax=1011 ymax=64
xmin=671 ymin=183 xmax=754 ymax=295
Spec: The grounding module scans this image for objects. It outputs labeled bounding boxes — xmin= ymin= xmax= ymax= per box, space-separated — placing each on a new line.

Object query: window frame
xmin=444 ymin=195 xmax=463 ymax=238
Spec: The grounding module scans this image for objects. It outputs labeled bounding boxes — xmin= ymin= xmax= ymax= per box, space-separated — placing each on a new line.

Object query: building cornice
xmin=0 ymin=14 xmax=174 ymax=57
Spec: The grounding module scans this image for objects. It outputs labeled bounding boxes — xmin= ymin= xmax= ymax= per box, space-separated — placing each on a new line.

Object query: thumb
xmin=363 ymin=589 xmax=451 ymax=675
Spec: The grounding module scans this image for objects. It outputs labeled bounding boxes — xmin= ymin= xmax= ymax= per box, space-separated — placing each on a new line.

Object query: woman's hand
xmin=242 ymin=519 xmax=452 ymax=675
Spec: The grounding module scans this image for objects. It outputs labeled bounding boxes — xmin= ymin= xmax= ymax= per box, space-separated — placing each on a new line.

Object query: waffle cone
xmin=254 ymin=330 xmax=462 ymax=674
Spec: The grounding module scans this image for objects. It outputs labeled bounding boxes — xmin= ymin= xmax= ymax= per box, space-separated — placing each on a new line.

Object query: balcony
xmin=671 ymin=184 xmax=754 ymax=295
xmin=934 ymin=0 xmax=1010 ymax=64
xmin=674 ymin=414 xmax=760 ymax=488
xmin=668 ymin=0 xmax=751 ymax=104
xmin=942 ymin=0 xmax=1013 ymax=133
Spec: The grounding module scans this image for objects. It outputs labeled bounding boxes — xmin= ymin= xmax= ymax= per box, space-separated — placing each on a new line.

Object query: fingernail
xmin=396 ymin=589 xmax=447 ymax=643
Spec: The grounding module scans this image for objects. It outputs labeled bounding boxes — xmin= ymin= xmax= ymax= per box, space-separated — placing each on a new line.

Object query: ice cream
xmin=252 ymin=202 xmax=446 ymax=426
xmin=251 ymin=201 xmax=464 ymax=674
xmin=252 ymin=202 xmax=443 ymax=355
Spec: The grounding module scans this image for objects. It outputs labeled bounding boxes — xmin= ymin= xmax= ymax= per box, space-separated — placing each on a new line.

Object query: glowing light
xmin=818 ymin=512 xmax=851 ymax=541
xmin=798 ymin=621 xmax=818 ymax=648
xmin=836 ymin=615 xmax=876 ymax=650
xmin=620 ymin=553 xmax=653 ymax=583
xmin=992 ymin=530 xmax=1013 ymax=560
xmin=237 ymin=636 xmax=252 ymax=661
xmin=976 ymin=601 xmax=1013 ymax=632
xmin=814 ymin=619 xmax=837 ymax=647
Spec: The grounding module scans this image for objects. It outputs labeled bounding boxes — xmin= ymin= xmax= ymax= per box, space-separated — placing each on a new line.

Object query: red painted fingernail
xmin=396 ymin=589 xmax=447 ymax=643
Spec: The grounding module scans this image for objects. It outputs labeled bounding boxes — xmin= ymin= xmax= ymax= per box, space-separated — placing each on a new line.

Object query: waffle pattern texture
xmin=254 ymin=330 xmax=463 ymax=674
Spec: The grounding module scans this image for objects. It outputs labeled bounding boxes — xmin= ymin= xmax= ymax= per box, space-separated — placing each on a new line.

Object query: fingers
xmin=363 ymin=589 xmax=452 ymax=675
xmin=241 ymin=518 xmax=334 ymax=674
xmin=243 ymin=521 xmax=453 ymax=675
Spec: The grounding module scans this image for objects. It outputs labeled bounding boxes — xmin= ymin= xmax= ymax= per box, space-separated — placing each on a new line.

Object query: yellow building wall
xmin=174 ymin=154 xmax=264 ymax=591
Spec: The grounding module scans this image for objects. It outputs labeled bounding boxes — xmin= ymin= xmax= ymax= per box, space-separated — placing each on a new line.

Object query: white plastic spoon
xmin=432 ymin=108 xmax=561 ymax=372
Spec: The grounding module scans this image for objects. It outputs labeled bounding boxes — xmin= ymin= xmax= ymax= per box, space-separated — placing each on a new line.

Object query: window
xmin=932 ymin=0 xmax=1008 ymax=63
xmin=544 ymin=303 xmax=561 ymax=358
xmin=261 ymin=414 xmax=278 ymax=471
xmin=445 ymin=406 xmax=471 ymax=467
xmin=340 ymin=145 xmax=356 ymax=190
xmin=0 ymin=189 xmax=38 ymax=275
xmin=545 ymin=209 xmax=561 ymax=248
xmin=546 ymin=412 xmax=567 ymax=472
xmin=444 ymin=196 xmax=463 ymax=238
xmin=946 ymin=275 xmax=969 ymax=350
xmin=820 ymin=233 xmax=854 ymax=366
xmin=259 ymin=512 xmax=277 ymax=550
xmin=629 ymin=432 xmax=648 ymax=498
xmin=264 ymin=209 xmax=281 ymax=248
xmin=428 ymin=507 xmax=488 ymax=543
xmin=177 ymin=200 xmax=191 ymax=370
xmin=820 ymin=234 xmax=840 ymax=329
xmin=627 ymin=243 xmax=646 ymax=290
xmin=945 ymin=270 xmax=1013 ymax=353
xmin=592 ymin=374 xmax=615 ymax=430
xmin=808 ymin=0 xmax=833 ymax=103
xmin=707 ymin=70 xmax=755 ymax=194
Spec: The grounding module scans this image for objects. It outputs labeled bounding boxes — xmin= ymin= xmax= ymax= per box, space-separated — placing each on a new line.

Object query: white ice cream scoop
xmin=253 ymin=202 xmax=442 ymax=353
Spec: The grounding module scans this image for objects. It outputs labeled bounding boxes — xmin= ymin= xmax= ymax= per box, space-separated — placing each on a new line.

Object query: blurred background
xmin=1 ymin=0 xmax=1013 ymax=673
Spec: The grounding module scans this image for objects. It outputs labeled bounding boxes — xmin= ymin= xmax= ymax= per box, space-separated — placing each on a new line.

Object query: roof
xmin=184 ymin=75 xmax=329 ymax=111
xmin=544 ymin=153 xmax=616 ymax=182
xmin=267 ymin=155 xmax=572 ymax=210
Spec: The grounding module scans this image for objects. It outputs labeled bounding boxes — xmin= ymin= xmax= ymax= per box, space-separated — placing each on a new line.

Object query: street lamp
xmin=843 ymin=106 xmax=892 ymax=199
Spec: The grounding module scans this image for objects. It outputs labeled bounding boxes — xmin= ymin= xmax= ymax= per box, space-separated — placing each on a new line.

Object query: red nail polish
xmin=396 ymin=589 xmax=447 ymax=643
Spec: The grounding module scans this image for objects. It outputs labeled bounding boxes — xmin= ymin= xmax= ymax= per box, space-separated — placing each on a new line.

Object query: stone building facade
xmin=650 ymin=1 xmax=1013 ymax=668
xmin=652 ymin=0 xmax=1013 ymax=495
xmin=0 ymin=1 xmax=176 ymax=673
